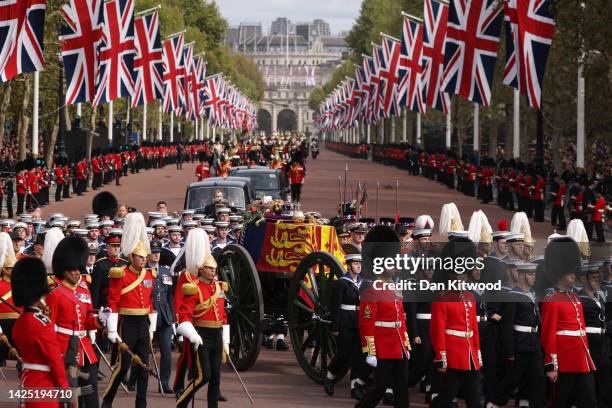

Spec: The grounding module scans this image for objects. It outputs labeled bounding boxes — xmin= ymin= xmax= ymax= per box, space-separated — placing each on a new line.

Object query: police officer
xmin=149 ymin=240 xmax=174 ymax=394
xmin=493 ymin=262 xmax=545 ymax=408
xmin=325 ymin=253 xmax=367 ymax=399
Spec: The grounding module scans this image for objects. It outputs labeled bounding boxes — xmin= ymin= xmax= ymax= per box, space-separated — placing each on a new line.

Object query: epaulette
xmin=150 ymin=268 xmax=157 ymax=278
xmin=82 ymin=274 xmax=92 ymax=285
xmin=34 ymin=311 xmax=51 ymax=325
xmin=96 ymin=257 xmax=108 ymax=263
xmin=182 ymin=283 xmax=198 ymax=296
xmin=109 ymin=267 xmax=125 ymax=279
xmin=220 ymin=281 xmax=228 ymax=292
xmin=47 ymin=276 xmax=58 ymax=286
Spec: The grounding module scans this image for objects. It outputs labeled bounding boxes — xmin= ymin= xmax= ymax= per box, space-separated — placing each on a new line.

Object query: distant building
xmin=312 ymin=19 xmax=331 ymax=37
xmin=225 ymin=26 xmax=240 ymax=49
xmin=295 ymin=23 xmax=312 ymax=43
xmin=270 ymin=17 xmax=293 ymax=35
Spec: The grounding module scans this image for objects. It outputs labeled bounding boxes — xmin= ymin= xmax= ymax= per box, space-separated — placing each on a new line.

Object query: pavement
xmin=0 ymin=147 xmax=571 ymax=407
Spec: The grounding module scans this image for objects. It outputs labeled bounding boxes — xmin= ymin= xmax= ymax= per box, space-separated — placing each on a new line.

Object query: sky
xmin=216 ymin=0 xmax=363 ymax=35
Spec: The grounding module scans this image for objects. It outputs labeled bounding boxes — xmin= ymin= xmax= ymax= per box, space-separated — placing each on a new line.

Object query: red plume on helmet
xmin=497 ymin=220 xmax=509 ymax=232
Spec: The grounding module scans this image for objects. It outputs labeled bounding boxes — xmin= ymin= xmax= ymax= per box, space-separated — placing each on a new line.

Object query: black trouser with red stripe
xmin=173 ymin=337 xmax=192 ymax=392
xmin=176 ymin=327 xmax=222 ymax=408
xmin=103 ymin=315 xmax=150 ymax=408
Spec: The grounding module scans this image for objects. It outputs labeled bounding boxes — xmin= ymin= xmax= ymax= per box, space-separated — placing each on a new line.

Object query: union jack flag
xmin=354 ymin=64 xmax=367 ymax=123
xmin=503 ymin=0 xmax=555 ymax=109
xmin=0 ymin=0 xmax=47 ymax=82
xmin=370 ymin=45 xmax=383 ymax=123
xmin=179 ymin=42 xmax=193 ymax=118
xmin=421 ymin=0 xmax=451 ymax=113
xmin=131 ymin=10 xmax=163 ymax=107
xmin=93 ymin=0 xmax=134 ymax=105
xmin=361 ymin=55 xmax=374 ymax=125
xmin=399 ymin=16 xmax=425 ymax=113
xmin=378 ymin=36 xmax=402 ymax=118
xmin=190 ymin=54 xmax=206 ymax=120
xmin=442 ymin=0 xmax=503 ymax=106
xmin=161 ymin=32 xmax=184 ymax=114
xmin=203 ymin=74 xmax=222 ymax=127
xmin=59 ymin=0 xmax=103 ymax=105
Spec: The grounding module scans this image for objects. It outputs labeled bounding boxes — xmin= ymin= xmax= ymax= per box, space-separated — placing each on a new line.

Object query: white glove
xmin=366 ymin=356 xmax=377 ymax=367
xmin=88 ymin=330 xmax=96 ymax=344
xmin=222 ymin=324 xmax=230 ymax=357
xmin=148 ymin=312 xmax=158 ymax=340
xmin=176 ymin=322 xmax=203 ymax=347
xmin=106 ymin=313 xmax=122 ymax=343
xmin=98 ymin=307 xmax=112 ymax=326
xmin=0 ymin=325 xmax=3 ymax=335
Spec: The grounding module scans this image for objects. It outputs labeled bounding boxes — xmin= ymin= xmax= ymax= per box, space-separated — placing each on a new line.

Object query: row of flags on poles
xmin=0 ymin=0 xmax=257 ymax=131
xmin=316 ymin=0 xmax=556 ymax=132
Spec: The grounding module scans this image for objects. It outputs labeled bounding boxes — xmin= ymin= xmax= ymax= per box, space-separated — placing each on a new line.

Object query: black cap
xmin=150 ymin=240 xmax=162 ymax=253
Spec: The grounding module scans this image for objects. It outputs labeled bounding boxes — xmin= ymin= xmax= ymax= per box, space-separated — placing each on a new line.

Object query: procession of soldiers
xmin=0 ymin=132 xmax=609 ymax=408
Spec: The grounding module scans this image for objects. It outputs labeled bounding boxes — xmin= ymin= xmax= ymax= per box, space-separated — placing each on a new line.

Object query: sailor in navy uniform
xmin=324 ymin=253 xmax=368 ymax=400
xmin=578 ymin=261 xmax=612 ymax=408
xmin=494 ymin=262 xmax=545 ymax=408
xmin=160 ymin=225 xmax=183 ymax=267
xmin=211 ymin=222 xmax=235 ymax=256
xmin=151 ymin=219 xmax=168 ymax=246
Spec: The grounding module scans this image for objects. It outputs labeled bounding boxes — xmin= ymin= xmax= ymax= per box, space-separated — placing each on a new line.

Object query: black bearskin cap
xmin=12 ymin=257 xmax=49 ymax=307
xmin=92 ymin=191 xmax=118 ymax=219
xmin=433 ymin=237 xmax=477 ymax=284
xmin=361 ymin=225 xmax=400 ymax=280
xmin=52 ymin=236 xmax=89 ymax=279
xmin=545 ymin=237 xmax=581 ymax=282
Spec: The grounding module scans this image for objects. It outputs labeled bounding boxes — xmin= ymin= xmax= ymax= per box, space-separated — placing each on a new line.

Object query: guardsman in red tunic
xmin=175 ymin=229 xmax=229 ymax=408
xmin=541 ymin=237 xmax=597 ymax=407
xmin=103 ymin=213 xmax=157 ymax=408
xmin=217 ymin=158 xmax=231 ymax=178
xmin=92 ymin=155 xmax=102 ymax=190
xmin=550 ymin=175 xmax=567 ymax=231
xmin=287 ymin=161 xmax=306 ymax=203
xmin=0 ymin=254 xmax=18 ymax=367
xmin=12 ymin=257 xmax=70 ymax=408
xmin=47 ymin=236 xmax=111 ymax=408
xmin=589 ymin=189 xmax=607 ymax=242
xmin=195 ymin=153 xmax=211 ymax=182
xmin=430 ymin=239 xmax=482 ymax=408
xmin=357 ymin=250 xmax=410 ymax=407
xmin=533 ymin=174 xmax=546 ymax=222
xmin=114 ymin=152 xmax=122 ymax=186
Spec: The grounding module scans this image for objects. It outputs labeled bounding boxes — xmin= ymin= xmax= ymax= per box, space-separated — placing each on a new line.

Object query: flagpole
xmin=76 ymin=103 xmax=82 ymax=117
xmin=108 ymin=100 xmax=113 ymax=143
xmin=445 ymin=110 xmax=451 ymax=149
xmin=32 ymin=71 xmax=39 ymax=157
xmin=143 ymin=103 xmax=147 ymax=141
xmin=195 ymin=118 xmax=198 ymax=141
xmin=416 ymin=113 xmax=422 ymax=146
xmin=158 ymin=102 xmax=162 ymax=141
xmin=402 ymin=107 xmax=407 ymax=142
xmin=136 ymin=5 xmax=161 ymax=16
xmin=170 ymin=114 xmax=174 ymax=142
xmin=513 ymin=89 xmax=520 ymax=159
xmin=473 ymin=103 xmax=479 ymax=154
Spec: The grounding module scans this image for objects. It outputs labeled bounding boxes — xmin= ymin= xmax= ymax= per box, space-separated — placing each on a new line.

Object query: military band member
xmin=493 ymin=262 xmax=545 ymax=408
xmin=430 ymin=238 xmax=482 ymax=408
xmin=12 ymin=257 xmax=70 ymax=408
xmin=325 ymin=253 xmax=367 ymax=399
xmin=102 ymin=213 xmax=157 ymax=408
xmin=47 ymin=236 xmax=111 ymax=408
xmin=577 ymin=261 xmax=612 ymax=407
xmin=175 ymin=229 xmax=229 ymax=408
xmin=540 ymin=237 xmax=596 ymax=407
xmin=0 ymin=252 xmax=17 ymax=367
xmin=287 ymin=160 xmax=306 ymax=203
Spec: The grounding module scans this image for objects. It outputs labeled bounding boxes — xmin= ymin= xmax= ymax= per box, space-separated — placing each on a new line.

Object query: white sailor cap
xmin=232 ymin=224 xmax=243 ymax=231
xmin=145 ymin=227 xmax=154 ymax=235
xmin=215 ymin=221 xmax=230 ymax=229
xmin=412 ymin=228 xmax=432 ymax=238
xmin=516 ymin=262 xmax=538 ymax=272
xmin=13 ymin=222 xmax=27 ymax=230
xmin=67 ymin=220 xmax=81 ymax=228
xmin=168 ymin=225 xmax=183 ymax=233
xmin=85 ymin=222 xmax=100 ymax=229
xmin=48 ymin=213 xmax=65 ymax=220
xmin=506 ymin=233 xmax=525 ymax=242
xmin=192 ymin=214 xmax=204 ymax=221
xmin=345 ymin=254 xmax=362 ymax=263
xmin=100 ymin=220 xmax=114 ymax=227
xmin=73 ymin=229 xmax=89 ymax=238
xmin=0 ymin=219 xmax=14 ymax=226
xmin=182 ymin=221 xmax=198 ymax=228
xmin=491 ymin=231 xmax=510 ymax=240
xmin=50 ymin=219 xmax=66 ymax=228
xmin=215 ymin=207 xmax=231 ymax=215
xmin=201 ymin=218 xmax=215 ymax=225
xmin=448 ymin=230 xmax=469 ymax=239
xmin=229 ymin=215 xmax=242 ymax=222
xmin=203 ymin=225 xmax=216 ymax=233
xmin=147 ymin=212 xmax=163 ymax=219
xmin=166 ymin=218 xmax=180 ymax=226
xmin=181 ymin=209 xmax=195 ymax=216
xmin=150 ymin=220 xmax=167 ymax=228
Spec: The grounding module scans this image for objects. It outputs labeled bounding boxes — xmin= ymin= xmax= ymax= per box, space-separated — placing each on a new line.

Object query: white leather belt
xmin=416 ymin=313 xmax=431 ymax=320
xmin=556 ymin=329 xmax=586 ymax=337
xmin=477 ymin=315 xmax=488 ymax=322
xmin=585 ymin=327 xmax=606 ymax=334
xmin=374 ymin=321 xmax=402 ymax=328
xmin=445 ymin=329 xmax=473 ymax=338
xmin=513 ymin=325 xmax=539 ymax=333
xmin=340 ymin=304 xmax=358 ymax=311
xmin=22 ymin=363 xmax=51 ymax=372
xmin=56 ymin=326 xmax=87 ymax=338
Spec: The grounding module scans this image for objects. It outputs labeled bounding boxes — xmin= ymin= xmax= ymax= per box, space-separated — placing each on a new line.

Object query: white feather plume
xmin=567 ymin=218 xmax=590 ymax=256
xmin=121 ymin=212 xmax=150 ymax=256
xmin=439 ymin=203 xmax=464 ymax=238
xmin=185 ymin=228 xmax=211 ymax=276
xmin=415 ymin=215 xmax=434 ymax=230
xmin=0 ymin=232 xmax=13 ymax=269
xmin=42 ymin=228 xmax=66 ymax=273
xmin=510 ymin=212 xmax=531 ymax=237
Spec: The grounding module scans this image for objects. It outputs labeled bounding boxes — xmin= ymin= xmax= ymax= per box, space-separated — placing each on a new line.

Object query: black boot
xmin=324 ymin=378 xmax=334 ymax=396
xmin=351 ymin=384 xmax=367 ymax=400
xmin=276 ymin=338 xmax=289 ymax=351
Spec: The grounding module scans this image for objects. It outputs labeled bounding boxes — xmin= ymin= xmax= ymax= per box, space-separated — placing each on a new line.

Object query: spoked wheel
xmin=216 ymin=244 xmax=263 ymax=371
xmin=287 ymin=251 xmax=347 ymax=384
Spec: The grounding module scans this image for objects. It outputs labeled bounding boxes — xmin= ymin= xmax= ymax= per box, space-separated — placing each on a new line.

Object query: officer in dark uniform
xmin=577 ymin=261 xmax=612 ymax=407
xmin=324 ymin=253 xmax=367 ymax=399
xmin=90 ymin=230 xmax=128 ymax=310
xmin=494 ymin=262 xmax=545 ymax=408
xmin=149 ymin=240 xmax=175 ymax=394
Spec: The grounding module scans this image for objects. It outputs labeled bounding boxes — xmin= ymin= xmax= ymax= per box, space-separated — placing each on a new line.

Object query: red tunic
xmin=195 ymin=163 xmax=210 ymax=181
xmin=430 ymin=291 xmax=481 ymax=371
xmin=46 ymin=277 xmax=99 ymax=366
xmin=592 ymin=197 xmax=606 ymax=222
xmin=13 ymin=308 xmax=70 ymax=407
xmin=0 ymin=277 xmax=21 ymax=319
xmin=359 ymin=285 xmax=410 ymax=360
xmin=176 ymin=276 xmax=227 ymax=328
xmin=107 ymin=265 xmax=155 ymax=316
xmin=92 ymin=157 xmax=101 ymax=174
xmin=27 ymin=171 xmax=39 ymax=194
xmin=541 ymin=289 xmax=595 ymax=373
xmin=533 ymin=177 xmax=545 ymax=201
xmin=287 ymin=163 xmax=306 ymax=185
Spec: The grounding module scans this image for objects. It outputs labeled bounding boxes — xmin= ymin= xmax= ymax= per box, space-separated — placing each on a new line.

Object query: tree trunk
xmin=488 ymin=119 xmax=498 ymax=158
xmin=504 ymin=102 xmax=513 ymax=159
xmin=17 ymin=76 xmax=32 ymax=161
xmin=45 ymin=113 xmax=59 ymax=167
xmin=0 ymin=82 xmax=12 ymax=152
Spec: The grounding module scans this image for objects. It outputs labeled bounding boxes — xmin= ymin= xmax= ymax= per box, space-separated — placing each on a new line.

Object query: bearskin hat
xmin=52 ymin=236 xmax=89 ymax=280
xmin=433 ymin=237 xmax=477 ymax=284
xmin=545 ymin=237 xmax=581 ymax=282
xmin=12 ymin=257 xmax=49 ymax=307
xmin=92 ymin=191 xmax=118 ymax=219
xmin=361 ymin=225 xmax=400 ymax=281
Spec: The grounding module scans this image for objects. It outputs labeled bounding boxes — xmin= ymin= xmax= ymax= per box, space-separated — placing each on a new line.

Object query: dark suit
xmin=152 ymin=263 xmax=174 ymax=390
